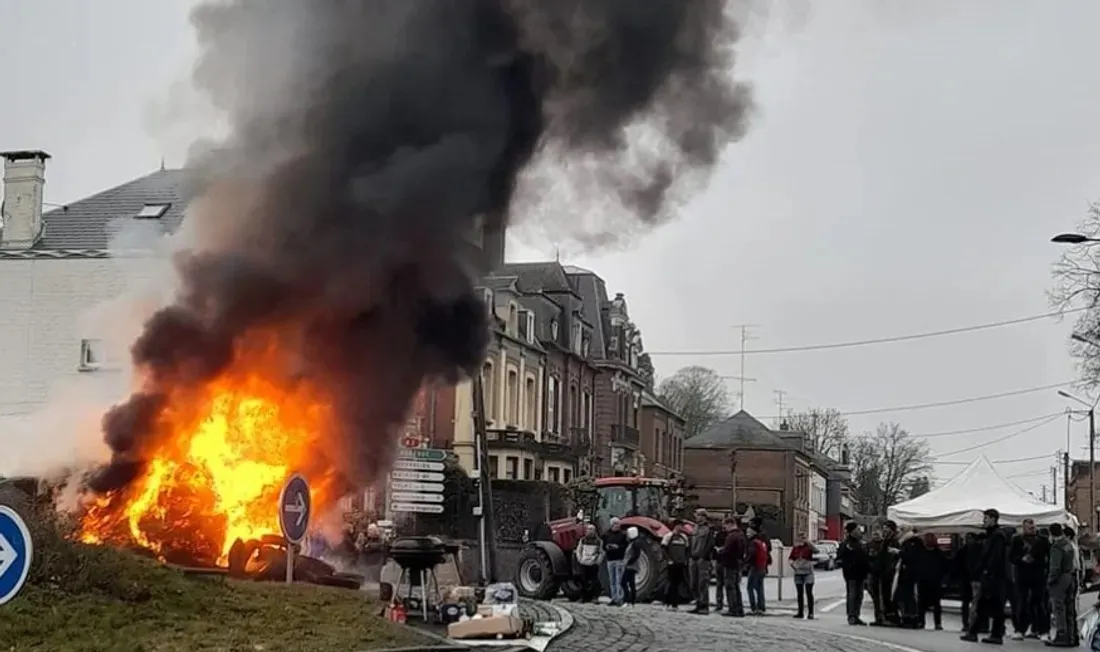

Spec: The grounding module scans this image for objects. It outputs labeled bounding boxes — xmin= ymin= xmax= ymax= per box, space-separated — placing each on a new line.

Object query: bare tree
xmin=849 ymin=422 xmax=931 ymax=516
xmin=783 ymin=408 xmax=849 ymax=459
xmin=658 ymin=366 xmax=732 ymax=440
xmin=1050 ymin=201 xmax=1100 ymax=387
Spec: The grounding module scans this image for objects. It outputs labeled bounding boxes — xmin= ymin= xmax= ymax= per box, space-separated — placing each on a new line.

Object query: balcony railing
xmin=611 ymin=424 xmax=640 ymax=448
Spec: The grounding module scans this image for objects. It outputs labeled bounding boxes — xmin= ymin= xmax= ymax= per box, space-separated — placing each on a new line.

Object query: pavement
xmin=530 ymin=571 xmax=1100 ymax=652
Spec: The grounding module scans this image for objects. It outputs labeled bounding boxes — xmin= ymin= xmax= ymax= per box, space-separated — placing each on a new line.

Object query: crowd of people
xmin=837 ymin=508 xmax=1083 ymax=647
xmin=570 ymin=506 xmax=1087 ymax=648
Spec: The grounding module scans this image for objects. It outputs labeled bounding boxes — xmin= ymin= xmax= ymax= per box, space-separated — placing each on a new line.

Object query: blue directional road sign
xmin=278 ymin=474 xmax=312 ymax=544
xmin=0 ymin=506 xmax=32 ymax=605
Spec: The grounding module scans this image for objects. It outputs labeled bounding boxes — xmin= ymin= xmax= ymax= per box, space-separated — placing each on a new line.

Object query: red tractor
xmin=514 ymin=476 xmax=694 ymax=603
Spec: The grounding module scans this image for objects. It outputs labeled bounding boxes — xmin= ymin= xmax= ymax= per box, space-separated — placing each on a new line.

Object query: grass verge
xmin=0 ymin=508 xmax=432 ymax=652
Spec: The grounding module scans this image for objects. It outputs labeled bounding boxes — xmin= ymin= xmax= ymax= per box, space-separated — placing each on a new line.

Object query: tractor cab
xmin=590 ymin=477 xmax=675 ymax=533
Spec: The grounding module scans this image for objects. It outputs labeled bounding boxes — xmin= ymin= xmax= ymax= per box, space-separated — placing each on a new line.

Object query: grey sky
xmin=3 ymin=1 xmax=1100 ymax=496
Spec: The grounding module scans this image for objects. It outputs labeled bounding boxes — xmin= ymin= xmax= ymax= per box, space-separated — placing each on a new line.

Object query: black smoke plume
xmin=87 ymin=0 xmax=752 ymax=493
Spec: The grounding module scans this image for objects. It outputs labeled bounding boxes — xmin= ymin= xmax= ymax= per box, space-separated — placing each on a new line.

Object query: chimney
xmin=1 ymin=150 xmax=51 ymax=249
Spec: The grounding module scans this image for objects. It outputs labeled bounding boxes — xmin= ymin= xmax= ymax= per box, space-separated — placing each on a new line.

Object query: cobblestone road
xmin=541 ymin=601 xmax=924 ymax=652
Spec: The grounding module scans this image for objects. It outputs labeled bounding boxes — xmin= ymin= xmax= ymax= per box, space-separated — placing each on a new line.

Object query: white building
xmin=0 ymin=150 xmax=187 ymax=466
xmin=809 ymin=468 xmax=828 ymax=541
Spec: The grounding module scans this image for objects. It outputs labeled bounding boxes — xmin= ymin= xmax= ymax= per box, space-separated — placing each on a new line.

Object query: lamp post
xmin=1052 ymin=233 xmax=1100 ymax=245
xmin=1060 ymin=390 xmax=1096 ymax=532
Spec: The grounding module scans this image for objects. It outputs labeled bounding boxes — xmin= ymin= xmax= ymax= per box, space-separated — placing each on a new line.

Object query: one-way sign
xmin=0 ymin=506 xmax=32 ymax=605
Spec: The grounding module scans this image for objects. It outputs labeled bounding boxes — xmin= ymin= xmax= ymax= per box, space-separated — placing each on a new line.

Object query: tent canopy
xmin=887 ymin=456 xmax=1077 ymax=532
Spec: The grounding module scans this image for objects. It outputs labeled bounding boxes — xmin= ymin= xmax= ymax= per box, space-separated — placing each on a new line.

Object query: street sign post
xmin=0 ymin=506 xmax=32 ymax=606
xmin=278 ymin=474 xmax=311 ymax=585
xmin=390 ymin=449 xmax=446 ymax=515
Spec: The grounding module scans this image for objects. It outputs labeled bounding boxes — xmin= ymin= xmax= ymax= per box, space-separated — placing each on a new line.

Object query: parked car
xmin=812 ymin=541 xmax=838 ymax=570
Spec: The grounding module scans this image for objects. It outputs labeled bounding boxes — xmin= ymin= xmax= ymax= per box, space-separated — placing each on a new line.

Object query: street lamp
xmin=1060 ymin=390 xmax=1097 ymax=532
xmin=1052 ymin=233 xmax=1100 ymax=245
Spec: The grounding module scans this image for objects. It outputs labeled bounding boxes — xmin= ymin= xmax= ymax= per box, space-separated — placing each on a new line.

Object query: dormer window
xmin=571 ymin=322 xmax=582 ymax=354
xmin=135 ymin=203 xmax=171 ymax=219
xmin=550 ymin=319 xmax=559 ymax=340
xmin=525 ymin=312 xmax=536 ymax=344
xmin=581 ymin=336 xmax=590 ymax=358
xmin=481 ymin=288 xmax=494 ymax=315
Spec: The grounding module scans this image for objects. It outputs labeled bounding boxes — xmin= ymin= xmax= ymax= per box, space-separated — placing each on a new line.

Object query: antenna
xmin=774 ymin=389 xmax=788 ymax=424
xmin=728 ymin=324 xmax=759 ymax=411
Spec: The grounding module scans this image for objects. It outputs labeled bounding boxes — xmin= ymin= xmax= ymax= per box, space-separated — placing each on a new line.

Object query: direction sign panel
xmin=391 ymin=480 xmax=445 ymax=493
xmin=0 ymin=506 xmax=32 ymax=605
xmin=391 ymin=470 xmax=444 ymax=482
xmin=396 ymin=448 xmax=447 ymax=462
xmin=278 ymin=474 xmax=312 ymax=544
xmin=391 ymin=502 xmax=445 ymax=514
xmin=391 ymin=491 xmax=445 ymax=504
xmin=393 ymin=459 xmax=445 ymax=472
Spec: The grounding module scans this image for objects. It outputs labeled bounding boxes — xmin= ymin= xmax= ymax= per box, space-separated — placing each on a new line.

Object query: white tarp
xmin=887 ymin=456 xmax=1077 ymax=532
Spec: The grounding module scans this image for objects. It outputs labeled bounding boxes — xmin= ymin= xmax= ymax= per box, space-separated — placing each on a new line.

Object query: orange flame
xmin=78 ymin=347 xmax=342 ymax=564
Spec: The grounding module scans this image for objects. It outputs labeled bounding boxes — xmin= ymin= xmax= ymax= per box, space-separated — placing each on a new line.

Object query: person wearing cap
xmin=602 ymin=517 xmax=629 ymax=606
xmin=688 ymin=508 xmax=714 ymax=613
xmin=661 ymin=519 xmax=691 ymax=609
xmin=961 ymin=508 xmax=1009 ymax=644
xmin=837 ymin=521 xmax=869 ymax=626
xmin=870 ymin=520 xmax=902 ymax=625
xmin=621 ymin=526 xmax=642 ymax=606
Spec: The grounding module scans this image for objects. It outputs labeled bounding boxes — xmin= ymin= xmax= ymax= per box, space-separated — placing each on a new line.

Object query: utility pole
xmin=1041 ymin=484 xmax=1048 ymax=504
xmin=471 ymin=374 xmax=497 ymax=584
xmin=729 ymin=325 xmax=759 ymax=411
xmin=1050 ymin=463 xmax=1058 ymax=505
xmin=1064 ymin=450 xmax=1071 ymax=511
xmin=1089 ymin=408 xmax=1095 ymax=533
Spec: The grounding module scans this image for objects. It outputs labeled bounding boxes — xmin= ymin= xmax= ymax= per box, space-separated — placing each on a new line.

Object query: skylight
xmin=135 ymin=203 xmax=171 ymax=219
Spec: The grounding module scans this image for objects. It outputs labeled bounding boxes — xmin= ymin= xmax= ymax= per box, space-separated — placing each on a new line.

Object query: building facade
xmin=639 ymin=389 xmax=685 ymax=478
xmin=682 ymin=410 xmax=841 ymax=544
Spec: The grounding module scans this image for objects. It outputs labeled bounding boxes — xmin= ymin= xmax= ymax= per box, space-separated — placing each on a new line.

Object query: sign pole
xmin=285 ymin=543 xmax=294 ymax=585
xmin=278 ymin=473 xmax=312 ymax=587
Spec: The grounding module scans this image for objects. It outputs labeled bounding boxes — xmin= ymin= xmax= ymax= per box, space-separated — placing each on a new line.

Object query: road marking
xmin=819 ymin=598 xmax=846 ymax=613
xmin=819 ymin=630 xmax=927 ymax=652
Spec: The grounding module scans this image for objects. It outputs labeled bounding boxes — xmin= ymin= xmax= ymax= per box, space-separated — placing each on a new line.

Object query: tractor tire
xmin=515 ymin=546 xmax=561 ymax=601
xmin=561 ymin=578 xmax=584 ymax=602
xmin=633 ymin=535 xmax=669 ymax=604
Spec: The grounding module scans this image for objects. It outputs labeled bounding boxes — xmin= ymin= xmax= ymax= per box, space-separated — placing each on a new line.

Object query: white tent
xmin=887 ymin=456 xmax=1077 ymax=532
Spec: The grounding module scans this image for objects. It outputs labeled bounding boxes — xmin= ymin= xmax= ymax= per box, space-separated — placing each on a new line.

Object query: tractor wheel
xmin=561 ymin=578 xmax=584 ymax=602
xmin=633 ymin=535 xmax=668 ymax=604
xmin=515 ymin=546 xmax=561 ymax=600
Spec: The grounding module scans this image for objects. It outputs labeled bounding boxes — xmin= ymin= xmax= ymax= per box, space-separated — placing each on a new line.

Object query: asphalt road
xmin=536 ymin=574 xmax=1100 ymax=652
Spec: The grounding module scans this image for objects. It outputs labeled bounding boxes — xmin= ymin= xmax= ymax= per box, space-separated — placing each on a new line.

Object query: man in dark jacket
xmin=688 ymin=509 xmax=713 ymax=614
xmin=837 ymin=521 xmax=870 ymax=626
xmin=1009 ymin=518 xmax=1050 ymax=640
xmin=713 ymin=519 xmax=729 ymax=612
xmin=871 ymin=520 xmax=902 ymax=625
xmin=961 ymin=508 xmax=1009 ymax=644
xmin=718 ymin=518 xmax=746 ymax=617
xmin=918 ymin=532 xmax=947 ymax=630
xmin=895 ymin=528 xmax=924 ymax=628
xmin=1046 ymin=523 xmax=1076 ymax=647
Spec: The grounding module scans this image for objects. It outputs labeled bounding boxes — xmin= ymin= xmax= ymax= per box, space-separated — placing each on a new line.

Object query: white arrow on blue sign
xmin=0 ymin=506 xmax=32 ymax=606
xmin=278 ymin=474 xmax=312 ymax=545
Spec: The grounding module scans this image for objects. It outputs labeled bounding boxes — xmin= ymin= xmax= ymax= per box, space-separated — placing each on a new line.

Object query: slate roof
xmin=684 ymin=410 xmax=792 ymax=449
xmin=0 ymin=168 xmax=192 ymax=256
xmin=641 ymin=388 xmax=684 ymax=421
xmin=497 ymin=262 xmax=575 ymax=294
xmin=562 ymin=268 xmax=610 ymax=361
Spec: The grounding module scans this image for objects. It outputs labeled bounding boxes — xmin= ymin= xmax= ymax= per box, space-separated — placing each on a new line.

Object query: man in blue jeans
xmin=602 ymin=517 xmax=629 ymax=605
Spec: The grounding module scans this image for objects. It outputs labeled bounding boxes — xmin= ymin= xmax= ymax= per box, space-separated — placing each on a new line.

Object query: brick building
xmin=640 ymin=389 xmax=685 ymax=478
xmin=682 ymin=411 xmax=838 ymax=544
xmin=1066 ymin=459 xmax=1100 ymax=534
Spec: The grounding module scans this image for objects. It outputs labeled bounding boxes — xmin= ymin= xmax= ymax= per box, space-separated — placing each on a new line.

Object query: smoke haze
xmin=88 ymin=0 xmax=752 ymax=493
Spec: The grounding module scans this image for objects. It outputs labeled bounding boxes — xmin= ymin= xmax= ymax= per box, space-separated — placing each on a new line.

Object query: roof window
xmin=135 ymin=203 xmax=171 ymax=219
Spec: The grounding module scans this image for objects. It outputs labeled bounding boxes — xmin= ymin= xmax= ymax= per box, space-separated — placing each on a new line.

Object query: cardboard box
xmin=447 ymin=614 xmax=525 ymax=640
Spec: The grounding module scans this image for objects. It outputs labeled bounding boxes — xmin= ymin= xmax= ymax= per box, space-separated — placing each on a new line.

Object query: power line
xmin=889 ymin=413 xmax=1067 ymax=439
xmin=936 ymin=453 xmax=1054 ymax=466
xmin=647 ymin=306 xmax=1087 ymax=357
xmin=755 ymin=381 xmax=1073 ymax=421
xmin=932 ymin=415 xmax=1062 ymax=458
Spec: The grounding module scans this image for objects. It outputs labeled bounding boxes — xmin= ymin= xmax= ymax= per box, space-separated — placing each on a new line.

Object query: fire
xmin=79 ymin=351 xmax=341 ymax=565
